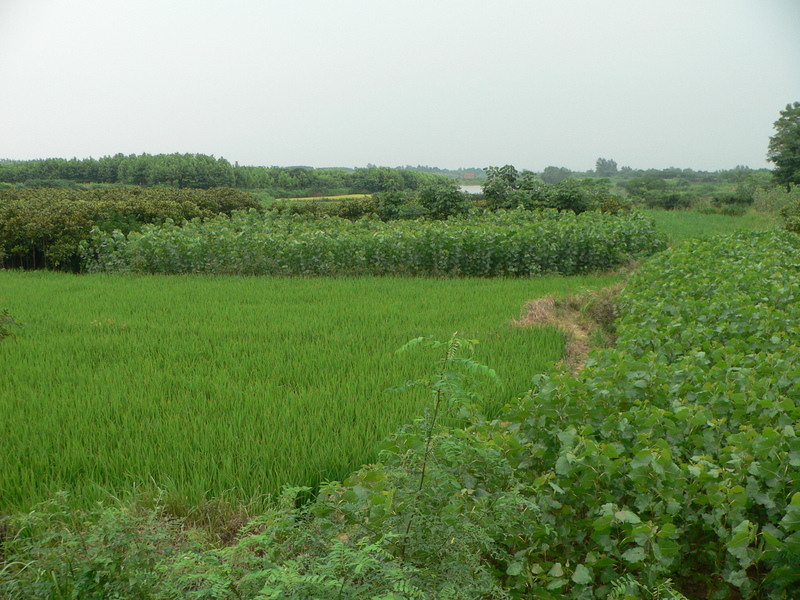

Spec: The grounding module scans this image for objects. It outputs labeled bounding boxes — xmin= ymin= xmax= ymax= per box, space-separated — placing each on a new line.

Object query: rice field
xmin=640 ymin=208 xmax=778 ymax=244
xmin=0 ymin=271 xmax=619 ymax=512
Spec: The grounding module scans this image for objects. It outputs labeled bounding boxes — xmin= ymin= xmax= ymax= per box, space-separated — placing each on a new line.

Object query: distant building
xmin=463 ymin=172 xmax=475 ymax=180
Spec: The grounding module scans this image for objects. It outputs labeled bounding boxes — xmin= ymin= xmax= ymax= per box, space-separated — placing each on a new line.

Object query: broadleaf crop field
xmin=0 ymin=272 xmax=618 ymax=512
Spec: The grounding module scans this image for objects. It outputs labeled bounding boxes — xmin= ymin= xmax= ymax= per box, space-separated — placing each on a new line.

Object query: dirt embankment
xmin=512 ymin=284 xmax=623 ymax=372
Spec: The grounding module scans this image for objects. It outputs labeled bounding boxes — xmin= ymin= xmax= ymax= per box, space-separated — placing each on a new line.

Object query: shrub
xmin=754 ymin=185 xmax=800 ymax=214
xmin=417 ymin=183 xmax=472 ymax=220
xmin=0 ymin=187 xmax=261 ymax=270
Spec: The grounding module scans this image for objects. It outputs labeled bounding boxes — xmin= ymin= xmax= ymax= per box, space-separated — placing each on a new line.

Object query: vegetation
xmin=0 ymin=271 xmax=620 ymax=513
xmin=481 ymin=165 xmax=618 ymax=213
xmin=767 ymin=102 xmax=800 ymax=188
xmin=0 ymin=154 xmax=452 ymax=197
xmin=2 ymin=228 xmax=799 ymax=598
xmin=640 ymin=207 xmax=779 ymax=244
xmin=0 ymin=186 xmax=261 ymax=269
xmin=0 ymin=309 xmax=22 ymax=341
xmin=1 ymin=137 xmax=797 ymax=597
xmin=80 ymin=209 xmax=666 ymax=277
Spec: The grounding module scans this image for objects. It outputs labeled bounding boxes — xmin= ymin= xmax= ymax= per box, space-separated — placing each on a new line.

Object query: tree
xmin=417 ymin=183 xmax=471 ymax=219
xmin=541 ymin=166 xmax=572 ymax=185
xmin=595 ymin=157 xmax=618 ymax=177
xmin=767 ymin=102 xmax=800 ymax=188
xmin=482 ymin=165 xmax=520 ymax=210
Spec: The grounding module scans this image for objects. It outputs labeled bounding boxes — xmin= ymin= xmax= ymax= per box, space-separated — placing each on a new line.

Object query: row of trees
xmin=2 ymin=100 xmax=795 ymax=195
xmin=0 ymin=154 xmax=450 ymax=196
xmin=540 ymin=158 xmax=771 ymax=184
xmin=1 ymin=153 xmax=776 ymax=193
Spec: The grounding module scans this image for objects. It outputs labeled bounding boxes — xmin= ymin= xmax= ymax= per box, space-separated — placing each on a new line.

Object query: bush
xmin=0 ymin=187 xmax=261 ymax=270
xmin=754 ymin=185 xmax=800 ymax=214
xmin=643 ymin=191 xmax=693 ymax=210
xmin=417 ymin=183 xmax=472 ymax=220
xmin=781 ymin=196 xmax=800 ymax=233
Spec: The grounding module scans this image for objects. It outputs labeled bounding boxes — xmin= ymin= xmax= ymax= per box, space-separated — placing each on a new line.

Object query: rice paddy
xmin=640 ymin=208 xmax=778 ymax=244
xmin=0 ymin=271 xmax=619 ymax=512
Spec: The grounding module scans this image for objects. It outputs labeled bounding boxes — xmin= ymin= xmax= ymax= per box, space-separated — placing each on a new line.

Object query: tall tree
xmin=541 ymin=166 xmax=572 ymax=184
xmin=595 ymin=157 xmax=618 ymax=177
xmin=767 ymin=101 xmax=800 ymax=188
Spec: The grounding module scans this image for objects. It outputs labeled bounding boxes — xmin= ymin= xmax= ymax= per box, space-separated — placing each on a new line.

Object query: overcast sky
xmin=1 ymin=0 xmax=798 ymax=172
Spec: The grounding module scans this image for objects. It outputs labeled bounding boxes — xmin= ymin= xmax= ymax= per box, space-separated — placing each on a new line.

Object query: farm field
xmin=640 ymin=207 xmax=778 ymax=244
xmin=0 ymin=271 xmax=619 ymax=512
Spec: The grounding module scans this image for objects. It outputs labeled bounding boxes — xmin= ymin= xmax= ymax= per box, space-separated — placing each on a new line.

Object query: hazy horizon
xmin=2 ymin=0 xmax=799 ymax=173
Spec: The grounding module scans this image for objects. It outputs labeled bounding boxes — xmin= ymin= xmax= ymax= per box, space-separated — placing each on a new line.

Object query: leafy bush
xmin=482 ymin=166 xmax=612 ymax=213
xmin=417 ymin=183 xmax=472 ymax=219
xmin=625 ymin=177 xmax=697 ymax=210
xmin=81 ymin=209 xmax=667 ymax=277
xmin=776 ymin=186 xmax=800 ymax=233
xmin=0 ymin=187 xmax=261 ymax=269
xmin=754 ymin=185 xmax=800 ymax=214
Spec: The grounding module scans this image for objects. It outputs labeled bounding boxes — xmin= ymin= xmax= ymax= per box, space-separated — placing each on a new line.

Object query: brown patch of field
xmin=512 ymin=284 xmax=624 ymax=372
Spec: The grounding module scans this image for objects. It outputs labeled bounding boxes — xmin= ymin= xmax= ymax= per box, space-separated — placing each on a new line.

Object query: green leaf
xmin=614 ymin=510 xmax=641 ymax=524
xmin=621 ymin=547 xmax=647 ymax=564
xmin=571 ymin=564 xmax=593 ymax=585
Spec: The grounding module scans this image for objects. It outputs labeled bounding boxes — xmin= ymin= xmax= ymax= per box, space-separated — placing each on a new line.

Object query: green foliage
xmin=0 ymin=494 xmax=181 ymax=599
xmin=0 ymin=271 xmax=610 ymax=513
xmin=754 ymin=185 xmax=800 ymax=214
xmin=81 ymin=209 xmax=666 ymax=277
xmin=483 ymin=165 xmax=617 ymax=213
xmin=767 ymin=101 xmax=800 ymax=188
xmin=4 ymin=230 xmax=800 ymax=597
xmin=541 ymin=166 xmax=573 ymax=185
xmin=775 ymin=186 xmax=800 ymax=233
xmin=272 ymin=196 xmax=381 ymax=220
xmin=374 ymin=190 xmax=416 ymax=221
xmin=640 ymin=207 xmax=778 ymax=245
xmin=0 ymin=187 xmax=261 ymax=269
xmin=595 ymin=157 xmax=619 ymax=177
xmin=417 ymin=183 xmax=471 ymax=220
xmin=625 ymin=177 xmax=696 ymax=210
xmin=0 ymin=155 xmax=453 ymax=199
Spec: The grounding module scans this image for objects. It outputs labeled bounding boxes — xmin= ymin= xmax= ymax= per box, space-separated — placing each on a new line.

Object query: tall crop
xmin=82 ymin=208 xmax=666 ymax=276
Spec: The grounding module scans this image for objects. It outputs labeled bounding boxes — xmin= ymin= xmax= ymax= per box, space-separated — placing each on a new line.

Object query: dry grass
xmin=512 ymin=283 xmax=624 ymax=371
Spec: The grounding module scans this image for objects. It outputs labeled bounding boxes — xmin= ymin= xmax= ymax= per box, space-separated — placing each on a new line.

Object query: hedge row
xmin=0 ymin=187 xmax=261 ymax=269
xmin=81 ymin=209 xmax=667 ymax=277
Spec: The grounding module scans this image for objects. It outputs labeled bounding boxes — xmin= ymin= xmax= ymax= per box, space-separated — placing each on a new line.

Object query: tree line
xmin=0 ymin=154 xmax=450 ymax=196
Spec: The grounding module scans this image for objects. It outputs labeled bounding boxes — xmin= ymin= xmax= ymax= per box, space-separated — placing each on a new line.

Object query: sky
xmin=1 ymin=0 xmax=799 ymax=172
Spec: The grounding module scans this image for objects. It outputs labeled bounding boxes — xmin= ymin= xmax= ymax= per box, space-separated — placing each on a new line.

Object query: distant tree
xmin=482 ymin=165 xmax=520 ymax=210
xmin=595 ymin=158 xmax=618 ymax=177
xmin=767 ymin=101 xmax=800 ymax=188
xmin=417 ymin=183 xmax=471 ymax=219
xmin=541 ymin=166 xmax=572 ymax=185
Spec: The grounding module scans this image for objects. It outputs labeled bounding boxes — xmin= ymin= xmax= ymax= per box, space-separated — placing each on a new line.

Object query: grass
xmin=0 ymin=271 xmax=619 ymax=512
xmin=640 ymin=207 xmax=778 ymax=244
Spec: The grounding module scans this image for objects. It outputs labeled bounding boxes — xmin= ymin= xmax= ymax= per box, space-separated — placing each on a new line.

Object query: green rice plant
xmin=0 ymin=271 xmax=618 ymax=513
xmin=0 ymin=309 xmax=22 ymax=341
xmin=639 ymin=207 xmax=778 ymax=244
